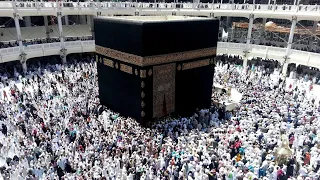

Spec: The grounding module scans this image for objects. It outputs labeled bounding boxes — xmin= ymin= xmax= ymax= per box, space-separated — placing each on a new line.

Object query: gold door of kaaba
xmin=153 ymin=63 xmax=176 ymax=118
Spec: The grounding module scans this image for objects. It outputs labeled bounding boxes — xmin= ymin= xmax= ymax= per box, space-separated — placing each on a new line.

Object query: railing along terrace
xmin=217 ymin=42 xmax=320 ymax=68
xmin=0 ymin=1 xmax=317 ymax=13
xmin=0 ymin=47 xmax=20 ymax=56
xmin=0 ymin=41 xmax=319 ymax=68
xmin=0 ymin=40 xmax=94 ymax=58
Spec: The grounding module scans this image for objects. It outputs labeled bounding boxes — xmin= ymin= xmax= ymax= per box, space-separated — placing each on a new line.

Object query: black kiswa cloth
xmin=162 ymin=94 xmax=167 ymax=116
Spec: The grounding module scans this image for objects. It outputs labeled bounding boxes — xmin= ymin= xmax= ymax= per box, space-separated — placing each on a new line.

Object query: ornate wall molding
xmin=103 ymin=58 xmax=114 ymax=68
xmin=96 ymin=45 xmax=216 ymax=67
xmin=120 ymin=63 xmax=133 ymax=74
xmin=141 ymin=91 xmax=145 ymax=98
xmin=96 ymin=45 xmax=143 ymax=66
xmin=96 ymin=55 xmax=99 ymax=62
xmin=177 ymin=64 xmax=182 ymax=71
xmin=140 ymin=70 xmax=147 ymax=78
xmin=182 ymin=59 xmax=210 ymax=70
xmin=141 ymin=101 xmax=145 ymax=108
xmin=144 ymin=48 xmax=216 ymax=66
xmin=292 ymin=16 xmax=297 ymax=21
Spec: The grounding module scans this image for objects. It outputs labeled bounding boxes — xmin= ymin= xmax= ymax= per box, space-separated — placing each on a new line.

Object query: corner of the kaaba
xmin=96 ymin=54 xmax=143 ymax=123
xmin=141 ymin=17 xmax=219 ymax=119
xmin=175 ymin=57 xmax=216 ymax=117
xmin=94 ymin=16 xmax=147 ymax=124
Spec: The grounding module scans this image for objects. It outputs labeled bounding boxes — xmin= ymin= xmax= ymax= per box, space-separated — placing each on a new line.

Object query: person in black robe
xmin=61 ymin=70 xmax=65 ymax=80
xmin=1 ymin=124 xmax=7 ymax=136
xmin=6 ymin=158 xmax=12 ymax=166
xmin=134 ymin=171 xmax=141 ymax=180
xmin=286 ymin=157 xmax=295 ymax=177
xmin=65 ymin=159 xmax=75 ymax=173
xmin=208 ymin=170 xmax=218 ymax=180
xmin=56 ymin=166 xmax=64 ymax=180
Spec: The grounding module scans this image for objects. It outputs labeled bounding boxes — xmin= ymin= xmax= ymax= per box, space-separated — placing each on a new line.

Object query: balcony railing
xmin=0 ymin=40 xmax=94 ymax=63
xmin=0 ymin=46 xmax=20 ymax=56
xmin=217 ymin=42 xmax=320 ymax=68
xmin=0 ymin=1 xmax=317 ymax=13
xmin=0 ymin=40 xmax=318 ymax=69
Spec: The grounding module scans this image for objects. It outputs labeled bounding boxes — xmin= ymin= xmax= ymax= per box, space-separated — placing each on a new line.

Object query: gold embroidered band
xmin=103 ymin=58 xmax=114 ymax=68
xmin=140 ymin=70 xmax=147 ymax=78
xmin=96 ymin=45 xmax=143 ymax=66
xmin=182 ymin=59 xmax=210 ymax=70
xmin=120 ymin=63 xmax=133 ymax=74
xmin=96 ymin=45 xmax=216 ymax=67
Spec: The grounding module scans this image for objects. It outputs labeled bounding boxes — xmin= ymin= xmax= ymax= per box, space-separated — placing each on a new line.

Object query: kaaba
xmin=94 ymin=16 xmax=219 ymax=124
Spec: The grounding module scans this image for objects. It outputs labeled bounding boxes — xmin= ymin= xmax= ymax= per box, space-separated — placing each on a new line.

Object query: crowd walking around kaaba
xmin=0 ymin=54 xmax=319 ymax=180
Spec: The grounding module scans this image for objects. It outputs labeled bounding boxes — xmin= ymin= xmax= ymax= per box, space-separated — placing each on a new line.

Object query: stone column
xmin=87 ymin=15 xmax=92 ymax=27
xmin=260 ymin=18 xmax=266 ymax=44
xmin=61 ymin=54 xmax=67 ymax=64
xmin=282 ymin=16 xmax=297 ymax=77
xmin=14 ymin=13 xmax=28 ymax=73
xmin=243 ymin=51 xmax=249 ymax=69
xmin=243 ymin=14 xmax=254 ymax=68
xmin=14 ymin=13 xmax=23 ymax=49
xmin=21 ymin=55 xmax=27 ymax=74
xmin=87 ymin=15 xmax=95 ymax=39
xmin=64 ymin=15 xmax=69 ymax=25
xmin=57 ymin=12 xmax=67 ymax=64
xmin=44 ymin=16 xmax=50 ymax=39
xmin=309 ymin=21 xmax=317 ymax=51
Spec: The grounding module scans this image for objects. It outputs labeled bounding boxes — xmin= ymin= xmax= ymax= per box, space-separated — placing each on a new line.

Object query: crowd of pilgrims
xmin=0 ymin=54 xmax=319 ymax=180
